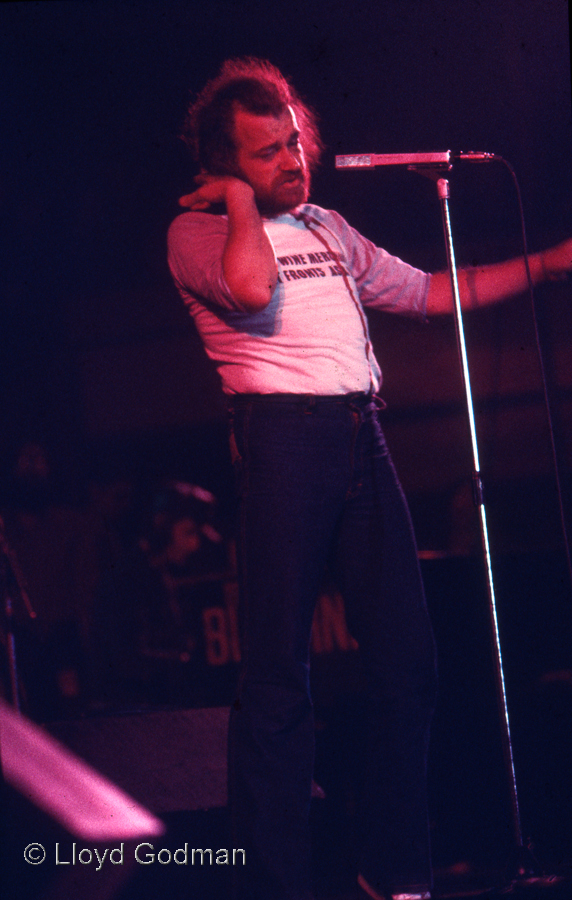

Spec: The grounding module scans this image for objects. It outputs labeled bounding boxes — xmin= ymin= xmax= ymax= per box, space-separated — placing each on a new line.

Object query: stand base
xmin=503 ymin=876 xmax=569 ymax=894
xmin=431 ymin=853 xmax=570 ymax=900
xmin=502 ymin=846 xmax=569 ymax=895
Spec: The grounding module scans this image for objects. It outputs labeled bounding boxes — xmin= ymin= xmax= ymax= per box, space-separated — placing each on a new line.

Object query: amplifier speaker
xmin=47 ymin=706 xmax=230 ymax=814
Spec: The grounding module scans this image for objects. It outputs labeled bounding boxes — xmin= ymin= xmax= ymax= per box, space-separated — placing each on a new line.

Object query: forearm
xmin=223 ymin=183 xmax=277 ymax=312
xmin=426 ymin=243 xmax=571 ymax=316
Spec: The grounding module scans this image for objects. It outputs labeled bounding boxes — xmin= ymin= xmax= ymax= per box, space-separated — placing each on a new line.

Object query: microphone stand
xmin=0 ymin=515 xmax=36 ymax=712
xmin=410 ymin=166 xmax=545 ymax=887
xmin=336 ymin=152 xmax=555 ymax=886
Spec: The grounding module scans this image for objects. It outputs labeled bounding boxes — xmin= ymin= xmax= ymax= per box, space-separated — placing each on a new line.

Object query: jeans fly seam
xmin=345 ymin=406 xmax=363 ymax=500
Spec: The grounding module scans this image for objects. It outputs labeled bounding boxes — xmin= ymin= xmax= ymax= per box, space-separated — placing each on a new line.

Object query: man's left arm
xmin=426 ymin=237 xmax=572 ymax=315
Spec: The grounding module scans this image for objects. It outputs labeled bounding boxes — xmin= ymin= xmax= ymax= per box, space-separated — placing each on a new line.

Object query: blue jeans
xmin=227 ymin=394 xmax=438 ymax=900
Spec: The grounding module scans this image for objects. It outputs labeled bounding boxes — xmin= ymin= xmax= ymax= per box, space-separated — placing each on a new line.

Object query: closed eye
xmin=254 ymin=132 xmax=301 ymax=160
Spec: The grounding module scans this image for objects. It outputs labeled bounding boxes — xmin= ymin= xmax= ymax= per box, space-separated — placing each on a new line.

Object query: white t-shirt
xmin=168 ymin=204 xmax=430 ymax=395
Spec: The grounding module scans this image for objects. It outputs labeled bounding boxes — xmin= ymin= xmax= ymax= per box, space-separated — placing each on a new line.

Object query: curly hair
xmin=181 ymin=57 xmax=323 ymax=176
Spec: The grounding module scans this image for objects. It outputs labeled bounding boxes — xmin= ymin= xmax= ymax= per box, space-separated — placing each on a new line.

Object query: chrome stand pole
xmin=433 ymin=175 xmax=540 ymax=879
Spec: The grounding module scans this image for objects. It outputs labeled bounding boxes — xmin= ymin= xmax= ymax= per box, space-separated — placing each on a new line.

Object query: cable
xmin=498 ymin=156 xmax=572 ymax=594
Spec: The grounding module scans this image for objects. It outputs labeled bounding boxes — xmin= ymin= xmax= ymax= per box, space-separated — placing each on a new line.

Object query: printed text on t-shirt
xmin=276 ymin=251 xmax=350 ymax=283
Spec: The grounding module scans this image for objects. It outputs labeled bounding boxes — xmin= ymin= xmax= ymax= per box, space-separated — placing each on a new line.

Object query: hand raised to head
xmin=178 ymin=173 xmax=253 ymax=210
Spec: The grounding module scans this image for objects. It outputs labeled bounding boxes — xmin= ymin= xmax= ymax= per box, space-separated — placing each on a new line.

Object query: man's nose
xmin=279 ymin=146 xmax=302 ymax=169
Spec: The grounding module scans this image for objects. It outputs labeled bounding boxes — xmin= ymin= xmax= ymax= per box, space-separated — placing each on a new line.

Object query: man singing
xmin=167 ymin=57 xmax=571 ymax=900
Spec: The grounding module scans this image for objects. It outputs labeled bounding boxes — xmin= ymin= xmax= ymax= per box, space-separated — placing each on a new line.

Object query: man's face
xmin=232 ymin=105 xmax=309 ymax=216
xmin=166 ymin=517 xmax=201 ymax=565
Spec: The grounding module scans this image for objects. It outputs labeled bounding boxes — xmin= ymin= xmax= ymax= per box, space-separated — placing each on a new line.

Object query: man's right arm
xmin=178 ymin=176 xmax=277 ymax=313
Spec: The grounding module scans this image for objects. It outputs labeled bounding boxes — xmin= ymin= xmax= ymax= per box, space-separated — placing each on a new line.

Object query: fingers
xmin=178 ymin=174 xmax=226 ymax=209
xmin=178 ymin=178 xmax=220 ymax=207
xmin=177 ymin=175 xmax=252 ymax=210
xmin=178 ymin=192 xmax=210 ymax=209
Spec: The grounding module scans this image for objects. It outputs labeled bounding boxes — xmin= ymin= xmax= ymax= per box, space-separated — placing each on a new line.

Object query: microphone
xmin=335 ymin=151 xmax=500 ymax=169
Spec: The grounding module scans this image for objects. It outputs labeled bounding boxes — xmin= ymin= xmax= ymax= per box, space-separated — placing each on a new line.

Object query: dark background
xmin=1 ymin=1 xmax=572 ymax=891
xmin=1 ymin=0 xmax=571 ymax=518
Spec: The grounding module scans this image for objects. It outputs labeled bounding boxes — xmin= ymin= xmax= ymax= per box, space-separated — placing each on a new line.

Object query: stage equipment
xmin=0 ymin=696 xmax=165 ymax=839
xmin=335 ymin=150 xmax=499 ymax=168
xmin=335 ymin=151 xmax=550 ymax=887
xmin=0 ymin=514 xmax=37 ymax=711
xmin=1 ymin=698 xmax=165 ymax=900
xmin=47 ymin=706 xmax=230 ymax=813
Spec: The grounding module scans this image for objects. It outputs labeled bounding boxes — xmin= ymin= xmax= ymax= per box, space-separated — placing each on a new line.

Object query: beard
xmin=254 ymin=171 xmax=310 ymax=217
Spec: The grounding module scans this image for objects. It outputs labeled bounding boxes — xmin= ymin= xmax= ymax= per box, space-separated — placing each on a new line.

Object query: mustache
xmin=279 ymin=171 xmax=305 ymax=185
